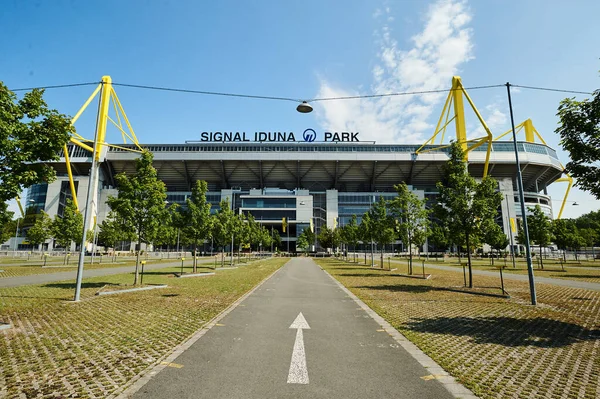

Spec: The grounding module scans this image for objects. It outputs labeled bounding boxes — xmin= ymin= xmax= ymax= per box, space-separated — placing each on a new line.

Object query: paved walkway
xmin=390 ymin=260 xmax=600 ymax=291
xmin=129 ymin=258 xmax=460 ymax=399
xmin=0 ymin=259 xmax=214 ymax=288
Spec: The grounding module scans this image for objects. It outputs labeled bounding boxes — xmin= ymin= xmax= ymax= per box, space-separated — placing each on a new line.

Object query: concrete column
xmin=325 ymin=189 xmax=338 ymax=229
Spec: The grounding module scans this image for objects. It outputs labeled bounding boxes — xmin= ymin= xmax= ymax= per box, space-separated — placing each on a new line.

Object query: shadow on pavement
xmin=354 ymin=284 xmax=508 ymax=298
xmin=42 ymin=282 xmax=114 ymax=289
xmin=405 ymin=316 xmax=600 ymax=347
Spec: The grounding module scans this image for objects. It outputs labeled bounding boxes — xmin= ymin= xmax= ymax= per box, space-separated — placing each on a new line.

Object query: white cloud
xmin=315 ymin=0 xmax=474 ymax=144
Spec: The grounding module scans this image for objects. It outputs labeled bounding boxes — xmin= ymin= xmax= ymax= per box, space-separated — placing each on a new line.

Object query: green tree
xmin=365 ymin=197 xmax=395 ymax=269
xmin=296 ymin=229 xmax=311 ymax=254
xmin=436 ymin=142 xmax=502 ymax=287
xmin=359 ymin=213 xmax=374 ymax=265
xmin=0 ymin=203 xmax=14 ymax=244
xmin=429 ymin=222 xmax=450 ymax=256
xmin=106 ymin=151 xmax=167 ymax=285
xmin=484 ymin=221 xmax=509 ymax=265
xmin=271 ymin=228 xmax=282 ymax=251
xmin=341 ymin=214 xmax=359 ymax=262
xmin=211 ymin=199 xmax=236 ymax=267
xmin=389 ymin=182 xmax=430 ymax=274
xmin=26 ymin=211 xmax=52 ymax=251
xmin=0 ymin=83 xmax=75 ymax=203
xmin=318 ymin=226 xmax=339 ymax=251
xmin=526 ymin=205 xmax=552 ymax=269
xmin=98 ymin=212 xmax=134 ymax=262
xmin=51 ymin=199 xmax=83 ymax=263
xmin=579 ymin=227 xmax=597 ymax=260
xmin=552 ymin=218 xmax=572 ymax=262
xmin=182 ymin=181 xmax=212 ymax=272
xmin=556 ymin=86 xmax=600 ymax=198
xmin=567 ymin=228 xmax=586 ymax=262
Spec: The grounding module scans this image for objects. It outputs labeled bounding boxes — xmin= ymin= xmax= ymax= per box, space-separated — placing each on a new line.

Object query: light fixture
xmin=296 ymin=101 xmax=313 ymax=113
xmin=573 ymin=202 xmax=579 ymax=206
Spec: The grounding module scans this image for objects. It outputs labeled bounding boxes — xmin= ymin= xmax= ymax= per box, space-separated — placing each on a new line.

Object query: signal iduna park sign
xmin=199 ymin=129 xmax=360 ymax=143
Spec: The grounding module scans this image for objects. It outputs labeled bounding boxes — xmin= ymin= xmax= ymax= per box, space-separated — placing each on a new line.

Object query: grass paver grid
xmin=390 ymin=257 xmax=600 ymax=284
xmin=316 ymin=258 xmax=600 ymax=399
xmin=0 ymin=259 xmax=181 ymax=279
xmin=0 ymin=260 xmax=286 ymax=398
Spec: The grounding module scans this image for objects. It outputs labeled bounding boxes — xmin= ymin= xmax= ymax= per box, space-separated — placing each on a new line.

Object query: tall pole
xmin=74 ymin=79 xmax=109 ymax=302
xmin=505 ymin=194 xmax=517 ymax=269
xmin=176 ymin=228 xmax=180 ymax=255
xmin=506 ymin=82 xmax=537 ymax=305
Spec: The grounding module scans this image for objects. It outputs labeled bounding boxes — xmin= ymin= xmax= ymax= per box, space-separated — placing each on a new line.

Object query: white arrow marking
xmin=287 ymin=312 xmax=310 ymax=384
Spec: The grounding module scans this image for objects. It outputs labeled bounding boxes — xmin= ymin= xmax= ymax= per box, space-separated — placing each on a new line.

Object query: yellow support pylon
xmin=64 ymin=76 xmax=143 ymax=212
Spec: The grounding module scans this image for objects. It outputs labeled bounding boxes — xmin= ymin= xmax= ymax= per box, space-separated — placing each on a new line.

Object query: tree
xmin=389 ymin=182 xmax=430 ymax=274
xmin=106 ymin=151 xmax=167 ymax=285
xmin=296 ymin=229 xmax=311 ymax=254
xmin=429 ymin=222 xmax=450 ymax=255
xmin=271 ymin=228 xmax=282 ymax=251
xmin=211 ymin=198 xmax=235 ymax=267
xmin=341 ymin=214 xmax=359 ymax=262
xmin=436 ymin=141 xmax=502 ymax=287
xmin=553 ymin=218 xmax=572 ymax=262
xmin=556 ymin=86 xmax=600 ymax=198
xmin=579 ymin=227 xmax=597 ymax=260
xmin=0 ymin=83 xmax=75 ymax=204
xmin=26 ymin=211 xmax=52 ymax=251
xmin=317 ymin=226 xmax=339 ymax=252
xmin=526 ymin=205 xmax=552 ymax=269
xmin=484 ymin=221 xmax=509 ymax=265
xmin=567 ymin=228 xmax=586 ymax=262
xmin=0 ymin=202 xmax=14 ymax=244
xmin=98 ymin=212 xmax=135 ymax=262
xmin=364 ymin=197 xmax=395 ymax=269
xmin=359 ymin=213 xmax=374 ymax=265
xmin=182 ymin=180 xmax=212 ymax=272
xmin=51 ymin=199 xmax=83 ymax=255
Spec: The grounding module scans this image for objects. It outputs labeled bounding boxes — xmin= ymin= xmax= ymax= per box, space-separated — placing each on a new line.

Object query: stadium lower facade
xmin=8 ymin=140 xmax=564 ymax=253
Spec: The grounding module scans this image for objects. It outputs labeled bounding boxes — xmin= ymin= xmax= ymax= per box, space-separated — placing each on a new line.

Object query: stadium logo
xmin=302 ymin=129 xmax=317 ymax=142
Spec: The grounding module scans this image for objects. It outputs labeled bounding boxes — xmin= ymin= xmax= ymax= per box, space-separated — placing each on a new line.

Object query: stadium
xmin=7 ymin=76 xmax=570 ymax=253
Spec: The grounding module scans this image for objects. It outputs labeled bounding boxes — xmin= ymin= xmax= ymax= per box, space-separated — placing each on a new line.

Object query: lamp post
xmin=506 ymin=82 xmax=537 ymax=305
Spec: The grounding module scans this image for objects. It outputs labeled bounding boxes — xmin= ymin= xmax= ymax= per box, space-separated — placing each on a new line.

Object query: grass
xmin=384 ymin=256 xmax=600 ymax=285
xmin=315 ymin=258 xmax=600 ymax=399
xmin=0 ymin=257 xmax=287 ymax=398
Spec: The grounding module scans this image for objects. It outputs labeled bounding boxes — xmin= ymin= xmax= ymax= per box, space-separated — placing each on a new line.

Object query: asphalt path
xmin=0 ymin=259 xmax=214 ymax=288
xmin=390 ymin=260 xmax=600 ymax=291
xmin=131 ymin=258 xmax=454 ymax=399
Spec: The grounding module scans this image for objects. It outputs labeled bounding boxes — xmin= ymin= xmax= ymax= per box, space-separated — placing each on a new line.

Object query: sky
xmin=1 ymin=0 xmax=600 ymax=219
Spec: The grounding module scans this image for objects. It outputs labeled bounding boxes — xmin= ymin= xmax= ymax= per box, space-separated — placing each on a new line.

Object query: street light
xmin=506 ymin=82 xmax=537 ymax=305
xmin=296 ymin=101 xmax=313 ymax=113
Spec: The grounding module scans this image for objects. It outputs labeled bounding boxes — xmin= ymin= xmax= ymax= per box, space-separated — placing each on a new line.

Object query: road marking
xmin=160 ymin=362 xmax=184 ymax=369
xmin=215 ymin=323 xmax=225 ymax=326
xmin=287 ymin=312 xmax=310 ymax=384
xmin=376 ymin=329 xmax=385 ymax=332
xmin=421 ymin=374 xmax=445 ymax=381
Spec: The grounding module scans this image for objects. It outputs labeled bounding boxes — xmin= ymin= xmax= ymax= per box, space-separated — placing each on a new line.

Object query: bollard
xmin=141 ymin=261 xmax=147 ymax=285
xmin=28 ymin=251 xmax=31 ymax=261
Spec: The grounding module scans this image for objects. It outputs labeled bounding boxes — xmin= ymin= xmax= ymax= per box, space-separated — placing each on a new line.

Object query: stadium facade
xmin=11 ymin=139 xmax=564 ymax=252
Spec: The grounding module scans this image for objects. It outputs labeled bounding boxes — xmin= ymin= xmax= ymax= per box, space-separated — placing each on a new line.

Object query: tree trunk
xmin=221 ymin=249 xmax=224 ymax=268
xmin=408 ymin=238 xmax=413 ymax=275
xmin=134 ymin=239 xmax=141 ymax=285
xmin=466 ymin=234 xmax=473 ymax=288
xmin=539 ymin=244 xmax=544 ymax=269
xmin=193 ymin=241 xmax=198 ymax=273
xmin=380 ymin=249 xmax=384 ymax=269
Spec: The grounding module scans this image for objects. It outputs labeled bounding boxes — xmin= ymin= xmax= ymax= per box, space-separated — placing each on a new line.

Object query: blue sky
xmin=2 ymin=0 xmax=600 ymax=219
